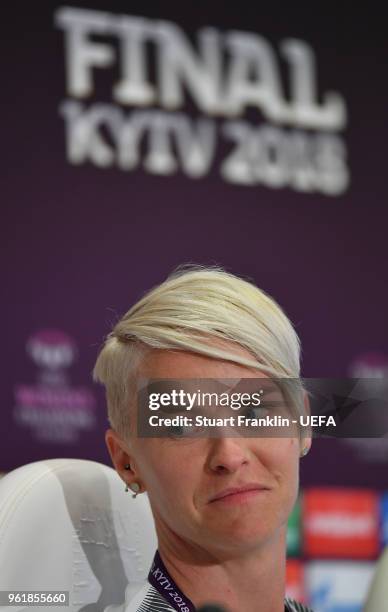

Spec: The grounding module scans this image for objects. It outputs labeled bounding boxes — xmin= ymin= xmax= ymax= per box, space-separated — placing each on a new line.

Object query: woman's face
xmin=113 ymin=344 xmax=306 ymax=558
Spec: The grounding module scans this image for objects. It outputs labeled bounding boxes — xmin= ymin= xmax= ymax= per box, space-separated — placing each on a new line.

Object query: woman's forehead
xmin=138 ymin=347 xmax=269 ymax=380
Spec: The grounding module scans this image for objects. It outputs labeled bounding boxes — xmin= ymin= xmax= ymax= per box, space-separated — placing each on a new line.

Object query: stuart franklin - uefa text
xmin=148 ymin=414 xmax=336 ymax=428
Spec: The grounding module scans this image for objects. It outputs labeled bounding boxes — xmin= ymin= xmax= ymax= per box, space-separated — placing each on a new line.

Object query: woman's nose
xmin=207 ymin=436 xmax=250 ymax=474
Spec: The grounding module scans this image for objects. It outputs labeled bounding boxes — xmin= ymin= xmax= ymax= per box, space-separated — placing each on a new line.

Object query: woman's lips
xmin=209 ymin=484 xmax=269 ymax=504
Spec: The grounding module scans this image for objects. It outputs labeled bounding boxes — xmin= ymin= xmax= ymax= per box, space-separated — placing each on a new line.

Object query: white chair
xmin=363 ymin=546 xmax=388 ymax=611
xmin=0 ymin=459 xmax=157 ymax=611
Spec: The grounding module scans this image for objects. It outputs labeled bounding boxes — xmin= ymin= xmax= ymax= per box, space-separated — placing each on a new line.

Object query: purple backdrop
xmin=2 ymin=2 xmax=388 ymax=490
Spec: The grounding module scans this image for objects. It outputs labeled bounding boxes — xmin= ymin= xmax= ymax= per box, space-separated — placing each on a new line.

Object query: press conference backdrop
xmin=2 ymin=2 xmax=387 ymax=610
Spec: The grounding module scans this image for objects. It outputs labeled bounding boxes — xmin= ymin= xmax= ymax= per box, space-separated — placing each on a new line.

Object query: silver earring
xmin=124 ymin=464 xmax=131 ymax=491
xmin=124 ymin=464 xmax=141 ymax=497
xmin=129 ymin=482 xmax=140 ymax=498
xmin=300 ymin=447 xmax=309 ymax=457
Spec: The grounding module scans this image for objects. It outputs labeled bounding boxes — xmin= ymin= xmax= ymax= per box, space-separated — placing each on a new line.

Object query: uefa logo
xmin=26 ymin=329 xmax=77 ymax=371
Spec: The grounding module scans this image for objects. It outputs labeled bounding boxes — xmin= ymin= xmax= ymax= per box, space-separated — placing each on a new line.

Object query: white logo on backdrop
xmin=55 ymin=7 xmax=349 ymax=195
xmin=13 ymin=329 xmax=97 ymax=444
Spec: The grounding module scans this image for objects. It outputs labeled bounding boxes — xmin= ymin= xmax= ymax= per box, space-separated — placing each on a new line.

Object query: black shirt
xmin=122 ymin=583 xmax=314 ymax=611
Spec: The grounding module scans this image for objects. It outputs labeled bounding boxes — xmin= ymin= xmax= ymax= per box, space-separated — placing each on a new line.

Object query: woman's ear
xmin=300 ymin=390 xmax=312 ymax=456
xmin=105 ymin=429 xmax=146 ymax=495
xmin=105 ymin=428 xmax=134 ymax=481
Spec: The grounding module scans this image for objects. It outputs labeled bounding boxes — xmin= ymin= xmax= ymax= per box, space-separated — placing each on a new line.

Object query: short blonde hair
xmin=93 ymin=265 xmax=303 ymax=437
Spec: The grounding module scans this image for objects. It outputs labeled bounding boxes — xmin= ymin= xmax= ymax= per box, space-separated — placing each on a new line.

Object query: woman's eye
xmin=168 ymin=424 xmax=186 ymax=437
xmin=245 ymin=404 xmax=273 ymax=419
xmin=167 ymin=425 xmax=179 ymax=435
xmin=167 ymin=423 xmax=204 ymax=439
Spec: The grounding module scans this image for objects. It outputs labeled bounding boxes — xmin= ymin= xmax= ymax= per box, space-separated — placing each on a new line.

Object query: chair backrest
xmin=0 ymin=459 xmax=157 ymax=611
xmin=363 ymin=546 xmax=388 ymax=612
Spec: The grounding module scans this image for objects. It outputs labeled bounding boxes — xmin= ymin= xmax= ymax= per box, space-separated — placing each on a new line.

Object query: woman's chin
xmin=200 ymin=520 xmax=276 ymax=549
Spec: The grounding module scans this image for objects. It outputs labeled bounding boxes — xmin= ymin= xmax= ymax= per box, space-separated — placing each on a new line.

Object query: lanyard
xmin=148 ymin=550 xmax=292 ymax=612
xmin=148 ymin=550 xmax=196 ymax=612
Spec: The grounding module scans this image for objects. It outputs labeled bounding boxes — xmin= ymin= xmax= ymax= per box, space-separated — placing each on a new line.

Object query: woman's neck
xmin=156 ymin=529 xmax=287 ymax=612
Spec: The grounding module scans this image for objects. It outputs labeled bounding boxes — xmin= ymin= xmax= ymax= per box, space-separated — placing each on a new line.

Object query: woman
xmin=94 ymin=267 xmax=313 ymax=612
